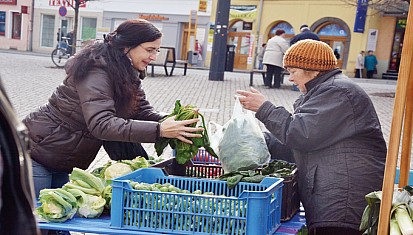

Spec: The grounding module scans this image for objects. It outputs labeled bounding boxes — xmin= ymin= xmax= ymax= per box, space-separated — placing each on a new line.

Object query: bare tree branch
xmin=340 ymin=0 xmax=409 ymax=14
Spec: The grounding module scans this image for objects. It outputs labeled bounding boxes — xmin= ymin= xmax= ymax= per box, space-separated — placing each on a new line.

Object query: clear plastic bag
xmin=209 ymin=97 xmax=270 ymax=173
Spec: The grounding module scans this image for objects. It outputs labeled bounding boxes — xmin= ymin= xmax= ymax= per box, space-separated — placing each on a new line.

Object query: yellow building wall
xmin=207 ymin=0 xmax=392 ymax=77
xmin=375 ymin=16 xmax=396 ymax=75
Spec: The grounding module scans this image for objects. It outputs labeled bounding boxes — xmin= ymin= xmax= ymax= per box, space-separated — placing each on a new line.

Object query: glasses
xmin=139 ymin=45 xmax=160 ymax=56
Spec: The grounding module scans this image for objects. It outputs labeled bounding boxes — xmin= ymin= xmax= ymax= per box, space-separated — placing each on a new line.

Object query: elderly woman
xmin=237 ymin=39 xmax=386 ymax=235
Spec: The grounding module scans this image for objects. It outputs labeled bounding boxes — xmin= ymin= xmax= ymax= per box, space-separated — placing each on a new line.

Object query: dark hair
xmin=68 ymin=19 xmax=162 ymax=106
xmin=275 ymin=29 xmax=285 ymax=36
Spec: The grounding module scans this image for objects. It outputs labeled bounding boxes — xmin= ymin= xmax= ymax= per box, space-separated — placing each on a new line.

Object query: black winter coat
xmin=255 ymin=69 xmax=386 ymax=231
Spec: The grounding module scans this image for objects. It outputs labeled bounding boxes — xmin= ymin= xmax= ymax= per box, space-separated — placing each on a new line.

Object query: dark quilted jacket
xmin=23 ymin=61 xmax=165 ymax=173
xmin=255 ymin=69 xmax=387 ymax=231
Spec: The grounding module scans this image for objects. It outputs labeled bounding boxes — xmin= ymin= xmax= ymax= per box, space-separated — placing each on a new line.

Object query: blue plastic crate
xmin=111 ymin=168 xmax=283 ymax=235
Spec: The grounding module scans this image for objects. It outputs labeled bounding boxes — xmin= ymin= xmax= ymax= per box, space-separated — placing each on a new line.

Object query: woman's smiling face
xmin=126 ymin=38 xmax=162 ymax=71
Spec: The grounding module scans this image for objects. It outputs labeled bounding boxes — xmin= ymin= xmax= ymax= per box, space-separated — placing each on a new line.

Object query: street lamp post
xmin=208 ymin=0 xmax=231 ymax=81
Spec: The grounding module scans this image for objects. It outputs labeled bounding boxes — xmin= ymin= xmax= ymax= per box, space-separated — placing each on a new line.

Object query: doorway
xmin=315 ymin=22 xmax=349 ymax=69
xmin=60 ymin=18 xmax=72 ymax=38
xmin=180 ymin=23 xmax=196 ymax=60
xmin=227 ymin=32 xmax=250 ymax=70
xmin=320 ymin=38 xmax=346 ymax=68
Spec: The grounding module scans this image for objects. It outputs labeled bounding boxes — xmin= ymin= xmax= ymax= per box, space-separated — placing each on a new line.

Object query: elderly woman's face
xmin=126 ymin=38 xmax=162 ymax=71
xmin=287 ymin=68 xmax=319 ymax=93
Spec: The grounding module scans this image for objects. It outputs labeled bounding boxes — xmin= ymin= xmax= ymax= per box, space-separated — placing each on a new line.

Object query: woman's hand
xmin=159 ymin=116 xmax=204 ymax=144
xmin=236 ymin=87 xmax=266 ymax=112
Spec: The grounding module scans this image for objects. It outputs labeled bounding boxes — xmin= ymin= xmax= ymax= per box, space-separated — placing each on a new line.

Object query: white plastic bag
xmin=209 ymin=97 xmax=270 ymax=173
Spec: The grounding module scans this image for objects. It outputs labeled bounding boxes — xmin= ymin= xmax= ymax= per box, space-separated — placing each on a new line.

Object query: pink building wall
xmin=0 ymin=0 xmax=33 ymax=51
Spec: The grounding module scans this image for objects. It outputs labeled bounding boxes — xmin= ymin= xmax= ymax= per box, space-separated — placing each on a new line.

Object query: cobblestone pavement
xmin=0 ymin=50 xmax=400 ymax=234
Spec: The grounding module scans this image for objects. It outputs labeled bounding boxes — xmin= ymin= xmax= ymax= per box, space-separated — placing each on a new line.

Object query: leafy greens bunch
xmin=155 ymin=100 xmax=217 ymax=164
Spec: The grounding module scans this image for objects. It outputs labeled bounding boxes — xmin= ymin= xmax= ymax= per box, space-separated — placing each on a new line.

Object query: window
xmin=81 ymin=17 xmax=97 ymax=40
xmin=11 ymin=12 xmax=21 ymax=39
xmin=41 ymin=15 xmax=55 ymax=47
xmin=318 ymin=23 xmax=347 ymax=37
xmin=0 ymin=11 xmax=5 ymax=36
xmin=270 ymin=22 xmax=295 ymax=36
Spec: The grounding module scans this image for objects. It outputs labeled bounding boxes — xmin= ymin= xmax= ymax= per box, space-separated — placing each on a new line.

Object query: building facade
xmin=0 ymin=0 xmax=33 ymax=51
xmin=28 ymin=0 xmax=212 ymax=62
xmin=206 ymin=0 xmax=408 ymax=78
xmin=31 ymin=0 xmax=103 ymax=54
xmin=1 ymin=0 xmax=408 ymax=78
xmin=97 ymin=0 xmax=212 ymax=61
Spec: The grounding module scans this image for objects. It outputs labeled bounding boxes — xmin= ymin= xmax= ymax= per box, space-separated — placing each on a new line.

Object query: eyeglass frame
xmin=139 ymin=45 xmax=160 ymax=56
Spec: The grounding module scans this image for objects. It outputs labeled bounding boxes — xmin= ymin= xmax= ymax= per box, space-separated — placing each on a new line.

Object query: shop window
xmin=41 ymin=14 xmax=55 ymax=47
xmin=81 ymin=17 xmax=97 ymax=41
xmin=268 ymin=21 xmax=295 ymax=41
xmin=0 ymin=11 xmax=5 ymax=36
xmin=11 ymin=12 xmax=21 ymax=39
xmin=270 ymin=22 xmax=295 ymax=36
xmin=318 ymin=23 xmax=347 ymax=37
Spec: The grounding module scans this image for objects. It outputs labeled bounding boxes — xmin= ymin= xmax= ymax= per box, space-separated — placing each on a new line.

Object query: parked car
xmin=0 ymin=79 xmax=40 ymax=235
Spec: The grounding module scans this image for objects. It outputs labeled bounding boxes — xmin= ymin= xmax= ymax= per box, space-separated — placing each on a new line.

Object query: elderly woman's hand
xmin=159 ymin=116 xmax=204 ymax=144
xmin=236 ymin=87 xmax=267 ymax=112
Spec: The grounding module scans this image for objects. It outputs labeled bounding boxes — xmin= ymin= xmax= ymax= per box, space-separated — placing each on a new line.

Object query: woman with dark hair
xmin=23 ymin=19 xmax=203 ymax=199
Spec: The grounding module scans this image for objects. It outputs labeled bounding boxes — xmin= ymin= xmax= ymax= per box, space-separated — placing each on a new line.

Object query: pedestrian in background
xmin=56 ymin=28 xmax=64 ymax=43
xmin=334 ymin=48 xmax=341 ymax=60
xmin=365 ymin=50 xmax=378 ymax=79
xmin=23 ymin=19 xmax=203 ymax=200
xmin=257 ymin=43 xmax=267 ymax=70
xmin=66 ymin=30 xmax=74 ymax=55
xmin=195 ymin=39 xmax=203 ymax=65
xmin=355 ymin=50 xmax=365 ymax=78
xmin=263 ymin=29 xmax=289 ymax=88
xmin=237 ymin=39 xmax=386 ymax=235
xmin=289 ymin=24 xmax=320 ymax=45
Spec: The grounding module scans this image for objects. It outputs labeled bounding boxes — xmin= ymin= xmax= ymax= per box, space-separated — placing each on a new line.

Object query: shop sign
xmin=49 ymin=0 xmax=86 ymax=8
xmin=243 ymin=22 xmax=253 ymax=30
xmin=21 ymin=5 xmax=28 ymax=14
xmin=139 ymin=14 xmax=169 ymax=21
xmin=397 ymin=18 xmax=407 ymax=29
xmin=199 ymin=0 xmax=207 ymax=12
xmin=0 ymin=0 xmax=17 ymax=5
xmin=367 ymin=29 xmax=378 ymax=52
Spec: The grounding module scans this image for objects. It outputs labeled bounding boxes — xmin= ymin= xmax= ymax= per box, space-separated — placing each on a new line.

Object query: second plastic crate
xmin=152 ymin=149 xmax=300 ymax=221
xmin=111 ymin=168 xmax=283 ymax=235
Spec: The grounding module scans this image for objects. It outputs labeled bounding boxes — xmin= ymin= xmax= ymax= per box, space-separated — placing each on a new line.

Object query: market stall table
xmin=38 ymin=211 xmax=306 ymax=235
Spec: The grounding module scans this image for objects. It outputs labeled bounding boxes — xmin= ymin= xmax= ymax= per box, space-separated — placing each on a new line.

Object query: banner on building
xmin=230 ymin=5 xmax=257 ymax=22
xmin=367 ymin=29 xmax=378 ymax=52
xmin=354 ymin=0 xmax=368 ymax=33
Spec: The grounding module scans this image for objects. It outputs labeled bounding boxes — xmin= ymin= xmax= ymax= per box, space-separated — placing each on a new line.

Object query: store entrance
xmin=389 ymin=18 xmax=406 ymax=72
xmin=320 ymin=37 xmax=346 ymax=69
xmin=227 ymin=32 xmax=250 ymax=70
